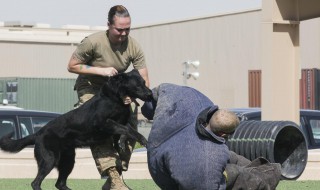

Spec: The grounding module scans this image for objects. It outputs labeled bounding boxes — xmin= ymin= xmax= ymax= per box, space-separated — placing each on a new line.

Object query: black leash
xmin=122 ymin=175 xmax=133 ymax=190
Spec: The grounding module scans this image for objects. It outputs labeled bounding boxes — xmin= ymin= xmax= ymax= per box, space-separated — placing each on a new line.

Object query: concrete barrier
xmin=297 ymin=149 xmax=320 ymax=180
xmin=0 ymin=148 xmax=318 ymax=180
xmin=0 ymin=148 xmax=152 ymax=179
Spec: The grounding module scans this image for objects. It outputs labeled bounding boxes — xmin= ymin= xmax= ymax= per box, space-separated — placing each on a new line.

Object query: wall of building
xmin=0 ymin=8 xmax=319 ymax=111
xmin=128 ymin=9 xmax=261 ymax=108
xmin=301 ymin=17 xmax=320 ymax=68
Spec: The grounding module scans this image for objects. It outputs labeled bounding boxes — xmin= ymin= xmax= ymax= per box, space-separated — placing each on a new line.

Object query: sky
xmin=0 ymin=0 xmax=261 ymax=28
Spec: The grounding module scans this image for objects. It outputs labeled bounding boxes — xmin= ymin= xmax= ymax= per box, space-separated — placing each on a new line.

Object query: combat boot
xmin=105 ymin=167 xmax=130 ymax=190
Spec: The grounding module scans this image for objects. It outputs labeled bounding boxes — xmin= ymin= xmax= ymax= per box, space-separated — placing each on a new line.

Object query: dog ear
xmin=127 ymin=69 xmax=139 ymax=77
xmin=132 ymin=69 xmax=139 ymax=74
xmin=101 ymin=74 xmax=124 ymax=96
xmin=114 ymin=74 xmax=130 ymax=98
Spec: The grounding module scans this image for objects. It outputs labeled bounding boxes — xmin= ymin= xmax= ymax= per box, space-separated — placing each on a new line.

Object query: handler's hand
xmin=100 ymin=67 xmax=118 ymax=77
xmin=122 ymin=96 xmax=133 ymax=105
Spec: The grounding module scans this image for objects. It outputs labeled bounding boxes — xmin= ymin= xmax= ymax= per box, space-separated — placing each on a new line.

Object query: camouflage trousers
xmin=76 ymin=93 xmax=138 ymax=176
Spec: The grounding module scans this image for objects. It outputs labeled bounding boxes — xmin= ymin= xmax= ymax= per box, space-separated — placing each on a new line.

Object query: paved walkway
xmin=0 ymin=148 xmax=319 ymax=180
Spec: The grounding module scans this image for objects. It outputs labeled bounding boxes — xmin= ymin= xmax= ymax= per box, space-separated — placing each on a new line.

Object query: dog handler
xmin=67 ymin=5 xmax=149 ymax=190
xmin=141 ymin=83 xmax=239 ymax=190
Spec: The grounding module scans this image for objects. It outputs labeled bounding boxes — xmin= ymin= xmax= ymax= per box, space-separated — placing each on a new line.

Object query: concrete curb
xmin=297 ymin=149 xmax=320 ymax=180
xmin=0 ymin=148 xmax=319 ymax=180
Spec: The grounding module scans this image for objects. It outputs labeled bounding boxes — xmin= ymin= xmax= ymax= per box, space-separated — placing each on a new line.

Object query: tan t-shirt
xmin=74 ymin=31 xmax=146 ymax=92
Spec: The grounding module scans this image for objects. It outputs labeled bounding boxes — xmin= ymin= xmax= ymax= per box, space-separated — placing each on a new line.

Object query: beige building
xmin=0 ymin=8 xmax=320 ymax=109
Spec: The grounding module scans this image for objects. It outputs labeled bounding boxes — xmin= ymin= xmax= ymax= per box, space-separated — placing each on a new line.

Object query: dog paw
xmin=139 ymin=137 xmax=148 ymax=147
xmin=118 ymin=135 xmax=127 ymax=152
xmin=118 ymin=141 xmax=126 ymax=152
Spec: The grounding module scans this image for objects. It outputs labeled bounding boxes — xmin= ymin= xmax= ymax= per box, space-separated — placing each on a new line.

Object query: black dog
xmin=0 ymin=69 xmax=153 ymax=190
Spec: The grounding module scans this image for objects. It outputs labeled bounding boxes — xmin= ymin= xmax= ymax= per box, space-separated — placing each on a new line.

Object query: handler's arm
xmin=138 ymin=67 xmax=150 ymax=87
xmin=67 ymin=53 xmax=118 ymax=77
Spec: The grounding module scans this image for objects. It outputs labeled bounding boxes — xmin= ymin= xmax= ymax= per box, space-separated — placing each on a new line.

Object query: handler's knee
xmin=90 ymin=138 xmax=121 ymax=176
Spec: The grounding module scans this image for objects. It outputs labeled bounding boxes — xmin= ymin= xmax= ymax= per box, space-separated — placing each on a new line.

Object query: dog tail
xmin=0 ymin=132 xmax=36 ymax=153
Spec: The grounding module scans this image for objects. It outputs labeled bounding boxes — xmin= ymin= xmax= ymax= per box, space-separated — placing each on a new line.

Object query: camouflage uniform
xmin=76 ymin=91 xmax=137 ymax=174
xmin=73 ymin=30 xmax=146 ymax=176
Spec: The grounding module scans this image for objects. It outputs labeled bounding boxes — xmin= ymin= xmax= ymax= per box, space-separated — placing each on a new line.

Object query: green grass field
xmin=0 ymin=179 xmax=319 ymax=190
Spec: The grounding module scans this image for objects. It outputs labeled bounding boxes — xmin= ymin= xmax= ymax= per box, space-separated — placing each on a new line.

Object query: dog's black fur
xmin=0 ymin=69 xmax=153 ymax=190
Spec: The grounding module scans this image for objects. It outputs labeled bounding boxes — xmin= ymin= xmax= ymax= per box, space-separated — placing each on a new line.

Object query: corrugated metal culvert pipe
xmin=227 ymin=120 xmax=308 ymax=180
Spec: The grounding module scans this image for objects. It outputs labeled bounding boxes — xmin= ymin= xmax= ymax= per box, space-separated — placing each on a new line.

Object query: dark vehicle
xmin=0 ymin=108 xmax=60 ymax=140
xmin=229 ymin=108 xmax=320 ymax=149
